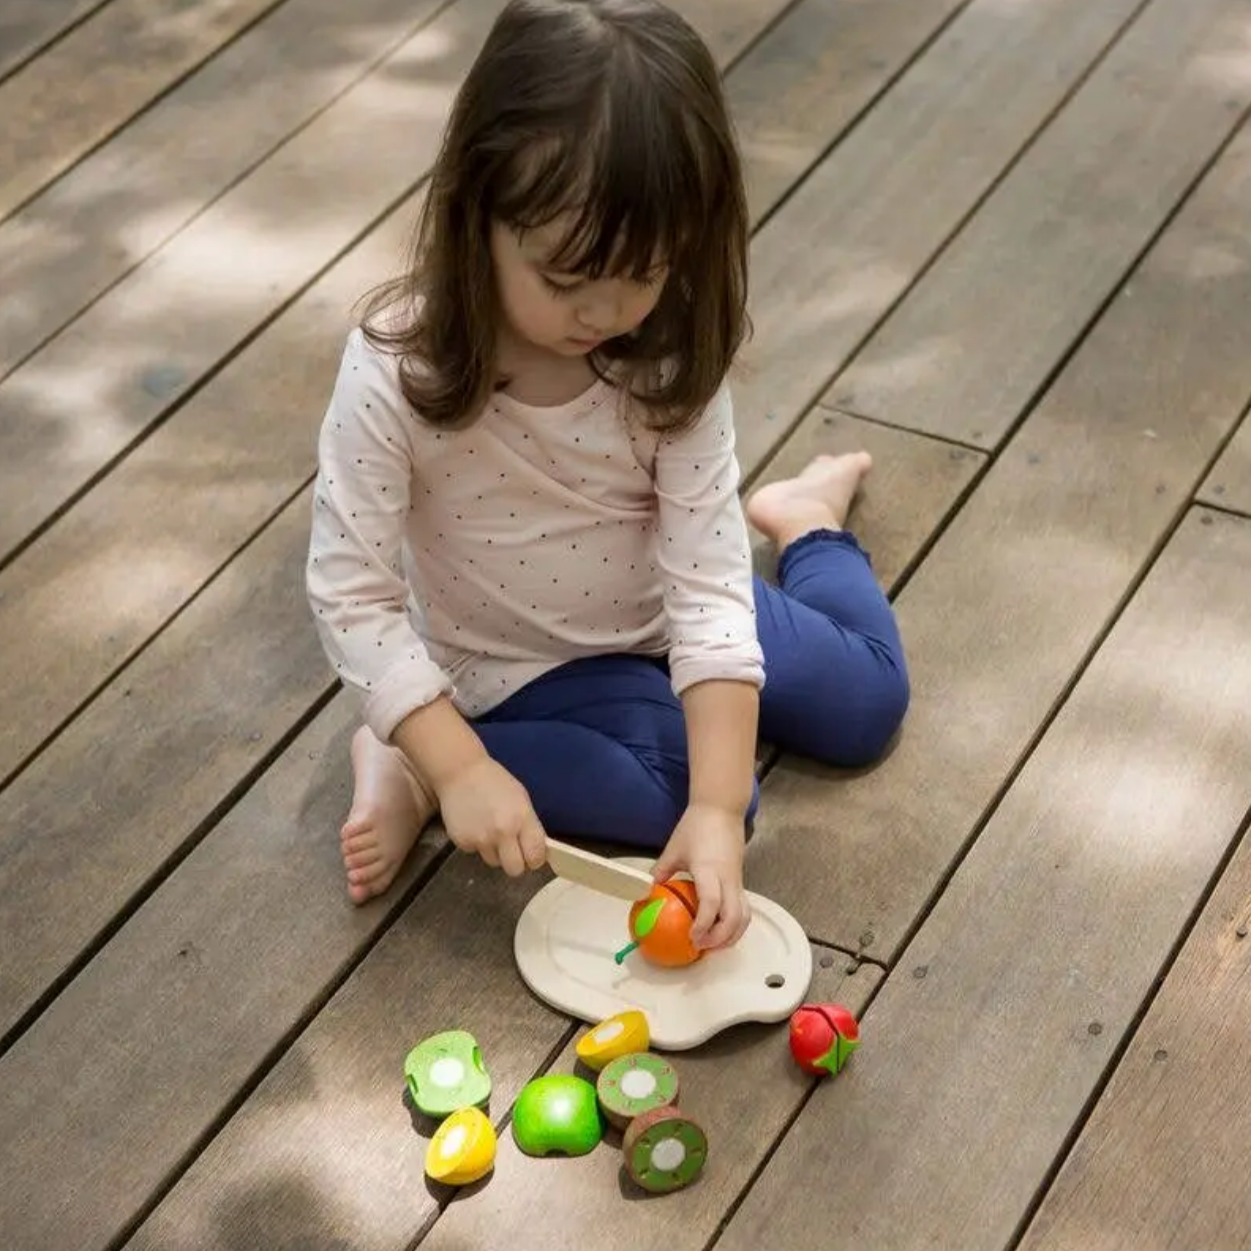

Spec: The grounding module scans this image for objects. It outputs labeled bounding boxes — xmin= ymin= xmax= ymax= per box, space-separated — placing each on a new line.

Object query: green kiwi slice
xmin=595 ymin=1052 xmax=679 ymax=1129
xmin=622 ymin=1106 xmax=708 ymax=1193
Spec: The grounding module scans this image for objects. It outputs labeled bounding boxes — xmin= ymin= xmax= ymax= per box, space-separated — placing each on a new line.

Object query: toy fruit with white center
xmin=404 ymin=1030 xmax=492 ymax=1118
xmin=788 ymin=1003 xmax=860 ymax=1076
xmin=622 ymin=1106 xmax=708 ymax=1193
xmin=511 ymin=1074 xmax=603 ymax=1157
xmin=596 ymin=1051 xmax=680 ymax=1129
xmin=575 ymin=1010 xmax=650 ymax=1071
xmin=424 ymin=1107 xmax=496 ymax=1186
xmin=614 ymin=880 xmax=701 ymax=968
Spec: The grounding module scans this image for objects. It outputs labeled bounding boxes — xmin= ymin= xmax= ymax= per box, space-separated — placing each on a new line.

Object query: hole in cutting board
xmin=765 ymin=974 xmax=785 ymax=988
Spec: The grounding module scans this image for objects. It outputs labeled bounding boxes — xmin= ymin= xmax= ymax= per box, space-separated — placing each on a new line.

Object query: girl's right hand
xmin=435 ymin=756 xmax=548 ymax=877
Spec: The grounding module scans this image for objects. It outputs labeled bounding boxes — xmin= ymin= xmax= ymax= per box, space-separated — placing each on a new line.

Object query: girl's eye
xmin=541 ymin=274 xmax=582 ymax=296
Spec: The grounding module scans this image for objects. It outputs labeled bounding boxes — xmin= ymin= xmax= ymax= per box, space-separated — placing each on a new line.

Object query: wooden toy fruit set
xmin=511 ymin=1008 xmax=710 ymax=1194
xmin=404 ymin=1000 xmax=860 ymax=1194
xmin=406 ymin=845 xmax=861 ymax=1194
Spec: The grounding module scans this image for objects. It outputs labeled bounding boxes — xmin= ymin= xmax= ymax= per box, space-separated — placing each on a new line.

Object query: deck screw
xmin=913 ymin=965 xmax=928 ymax=980
xmin=1088 ymin=1022 xmax=1103 ymax=1036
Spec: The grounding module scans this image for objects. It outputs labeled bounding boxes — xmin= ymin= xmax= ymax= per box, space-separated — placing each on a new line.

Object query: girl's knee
xmin=811 ymin=656 xmax=910 ymax=769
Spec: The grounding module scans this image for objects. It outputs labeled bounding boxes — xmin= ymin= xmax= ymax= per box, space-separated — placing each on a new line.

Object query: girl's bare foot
xmin=746 ymin=451 xmax=873 ymax=551
xmin=340 ymin=726 xmax=438 ymax=904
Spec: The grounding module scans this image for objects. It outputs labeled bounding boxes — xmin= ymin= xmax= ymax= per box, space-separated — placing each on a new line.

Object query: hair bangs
xmin=492 ymin=81 xmax=701 ymax=283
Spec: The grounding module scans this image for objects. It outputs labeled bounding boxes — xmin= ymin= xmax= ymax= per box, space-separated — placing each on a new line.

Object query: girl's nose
xmin=578 ymin=290 xmax=619 ymax=333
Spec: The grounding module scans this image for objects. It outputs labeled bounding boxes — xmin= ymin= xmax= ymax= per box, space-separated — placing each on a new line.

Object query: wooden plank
xmin=0 ymin=492 xmax=338 ymax=1041
xmin=0 ymin=0 xmax=450 ymax=384
xmin=0 ymin=0 xmax=285 ymax=221
xmin=1016 ymin=803 xmax=1251 ymax=1251
xmin=827 ymin=0 xmax=1251 ymax=448
xmin=729 ymin=0 xmax=970 ymax=221
xmin=0 ymin=0 xmax=106 ymax=82
xmin=1198 ymin=413 xmax=1251 ymax=515
xmin=0 ymin=0 xmax=508 ymax=564
xmin=743 ymin=116 xmax=1251 ymax=959
xmin=728 ymin=0 xmax=1148 ymax=479
xmin=390 ymin=960 xmax=882 ymax=1251
xmin=0 ymin=693 xmax=461 ymax=1251
xmin=752 ymin=407 xmax=983 ymax=591
xmin=671 ymin=0 xmax=792 ymax=66
xmin=714 ymin=506 xmax=1251 ymax=1251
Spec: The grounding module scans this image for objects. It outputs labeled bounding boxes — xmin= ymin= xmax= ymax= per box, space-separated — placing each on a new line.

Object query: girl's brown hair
xmin=360 ymin=0 xmax=750 ymax=432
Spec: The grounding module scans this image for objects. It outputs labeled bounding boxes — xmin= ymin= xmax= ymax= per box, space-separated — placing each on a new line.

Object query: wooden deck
xmin=2 ymin=0 xmax=1250 ymax=1247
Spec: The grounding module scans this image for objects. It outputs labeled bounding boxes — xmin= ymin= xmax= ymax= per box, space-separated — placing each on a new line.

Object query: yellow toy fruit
xmin=424 ymin=1106 xmax=497 ymax=1186
xmin=575 ymin=1010 xmax=651 ymax=1071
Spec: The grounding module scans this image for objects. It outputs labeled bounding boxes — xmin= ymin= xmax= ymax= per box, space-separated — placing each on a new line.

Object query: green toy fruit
xmin=404 ymin=1030 xmax=491 ymax=1119
xmin=596 ymin=1052 xmax=680 ymax=1130
xmin=511 ymin=1074 xmax=603 ymax=1157
xmin=622 ymin=1106 xmax=708 ymax=1193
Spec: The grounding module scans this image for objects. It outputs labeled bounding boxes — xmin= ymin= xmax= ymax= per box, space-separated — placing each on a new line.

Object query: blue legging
xmin=474 ymin=530 xmax=909 ymax=850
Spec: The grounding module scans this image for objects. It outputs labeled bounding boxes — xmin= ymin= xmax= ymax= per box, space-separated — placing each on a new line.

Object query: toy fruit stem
xmin=614 ymin=939 xmax=640 ymax=964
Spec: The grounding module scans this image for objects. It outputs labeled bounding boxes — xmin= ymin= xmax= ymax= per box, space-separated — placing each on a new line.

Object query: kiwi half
xmin=623 ymin=1106 xmax=708 ymax=1193
xmin=596 ymin=1052 xmax=680 ymax=1129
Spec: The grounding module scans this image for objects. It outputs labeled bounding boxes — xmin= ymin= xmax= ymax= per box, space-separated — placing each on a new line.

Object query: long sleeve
xmin=653 ymin=380 xmax=765 ymax=696
xmin=306 ymin=329 xmax=454 ymax=740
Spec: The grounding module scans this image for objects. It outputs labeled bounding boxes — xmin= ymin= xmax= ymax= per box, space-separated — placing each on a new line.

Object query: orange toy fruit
xmin=614 ymin=880 xmax=702 ymax=968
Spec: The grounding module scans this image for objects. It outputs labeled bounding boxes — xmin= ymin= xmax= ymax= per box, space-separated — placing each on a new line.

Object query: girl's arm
xmin=651 ymin=380 xmax=764 ymax=947
xmin=307 ymin=329 xmax=455 ymax=742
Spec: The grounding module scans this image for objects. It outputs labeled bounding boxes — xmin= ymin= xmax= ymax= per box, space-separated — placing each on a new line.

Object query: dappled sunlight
xmin=829 ymin=337 xmax=955 ymax=411
xmin=1194 ymin=15 xmax=1251 ymax=89
xmin=0 ymin=0 xmax=477 ymax=383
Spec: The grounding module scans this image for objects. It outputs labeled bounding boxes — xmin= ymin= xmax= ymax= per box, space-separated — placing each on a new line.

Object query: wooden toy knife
xmin=545 ymin=838 xmax=656 ymax=902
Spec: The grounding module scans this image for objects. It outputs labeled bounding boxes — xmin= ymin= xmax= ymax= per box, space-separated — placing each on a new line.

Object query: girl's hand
xmin=651 ymin=803 xmax=750 ymax=951
xmin=435 ymin=756 xmax=548 ymax=877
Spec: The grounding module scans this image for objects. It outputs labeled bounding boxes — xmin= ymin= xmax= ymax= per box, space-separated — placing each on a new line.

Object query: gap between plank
xmin=0 ymin=0 xmax=114 ymax=89
xmin=0 ymin=0 xmax=463 ymax=391
xmin=98 ymin=836 xmax=464 ymax=1251
xmin=1004 ymin=796 xmax=1251 ymax=1251
xmin=0 ymin=0 xmax=295 ymax=229
xmin=738 ymin=0 xmax=1157 ymax=496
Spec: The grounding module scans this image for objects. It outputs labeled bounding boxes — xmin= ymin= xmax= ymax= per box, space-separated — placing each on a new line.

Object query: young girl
xmin=307 ymin=0 xmax=909 ymax=953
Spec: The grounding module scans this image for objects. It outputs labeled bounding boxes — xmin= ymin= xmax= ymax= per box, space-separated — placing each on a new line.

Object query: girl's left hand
xmin=651 ymin=803 xmax=751 ymax=951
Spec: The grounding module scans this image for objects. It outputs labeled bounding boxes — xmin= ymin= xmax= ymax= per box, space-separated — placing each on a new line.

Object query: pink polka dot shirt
xmin=307 ymin=328 xmax=765 ymax=740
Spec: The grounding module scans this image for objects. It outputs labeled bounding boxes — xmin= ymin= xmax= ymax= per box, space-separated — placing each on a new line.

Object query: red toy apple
xmin=789 ymin=1003 xmax=860 ymax=1076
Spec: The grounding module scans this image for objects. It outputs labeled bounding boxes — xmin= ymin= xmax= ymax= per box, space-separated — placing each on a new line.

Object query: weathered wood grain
xmin=751 ymin=407 xmax=985 ymax=591
xmin=1017 ymin=799 xmax=1251 ymax=1251
xmin=0 ymin=0 xmax=285 ymax=220
xmin=828 ymin=0 xmax=1251 ymax=447
xmin=730 ymin=0 xmax=970 ymax=221
xmin=0 ymin=0 xmax=105 ymax=82
xmin=0 ymin=0 xmax=507 ymax=563
xmin=414 ymin=958 xmax=881 ymax=1251
xmin=743 ymin=116 xmax=1251 ymax=957
xmin=0 ymin=690 xmax=461 ymax=1251
xmin=0 ymin=0 xmax=448 ymax=383
xmin=1198 ymin=413 xmax=1251 ymax=515
xmin=716 ymin=506 xmax=1251 ymax=1251
xmin=0 ymin=492 xmax=338 ymax=1041
xmin=728 ymin=0 xmax=1146 ymax=479
xmin=670 ymin=0 xmax=792 ymax=66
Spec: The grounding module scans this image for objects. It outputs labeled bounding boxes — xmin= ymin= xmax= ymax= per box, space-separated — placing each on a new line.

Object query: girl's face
xmin=490 ymin=216 xmax=668 ymax=358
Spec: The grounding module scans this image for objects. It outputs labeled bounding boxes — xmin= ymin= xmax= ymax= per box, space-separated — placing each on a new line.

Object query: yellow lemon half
xmin=425 ymin=1107 xmax=497 ymax=1186
xmin=575 ymin=1010 xmax=650 ymax=1071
